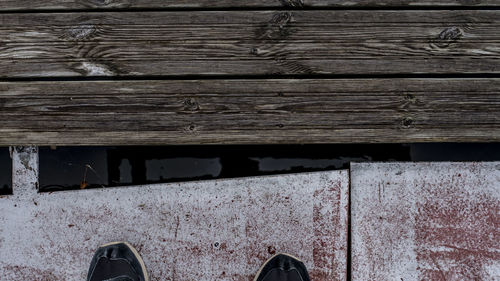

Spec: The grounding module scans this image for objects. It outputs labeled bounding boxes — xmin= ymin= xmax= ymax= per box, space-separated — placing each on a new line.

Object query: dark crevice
xmin=0 ymin=6 xmax=499 ymax=14
xmin=2 ymin=73 xmax=500 ymax=83
xmin=0 ymin=147 xmax=12 ymax=195
xmin=37 ymin=143 xmax=500 ymax=192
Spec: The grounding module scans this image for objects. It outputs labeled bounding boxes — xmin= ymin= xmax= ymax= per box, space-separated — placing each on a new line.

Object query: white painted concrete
xmin=0 ymin=170 xmax=348 ymax=280
xmin=351 ymin=162 xmax=500 ymax=281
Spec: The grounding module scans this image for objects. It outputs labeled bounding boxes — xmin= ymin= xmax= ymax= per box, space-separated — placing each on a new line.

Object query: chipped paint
xmin=351 ymin=162 xmax=500 ymax=281
xmin=0 ymin=171 xmax=348 ymax=280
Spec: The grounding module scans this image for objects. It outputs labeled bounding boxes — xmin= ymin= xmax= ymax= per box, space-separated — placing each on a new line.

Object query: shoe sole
xmin=99 ymin=241 xmax=150 ymax=281
xmin=252 ymin=252 xmax=303 ymax=281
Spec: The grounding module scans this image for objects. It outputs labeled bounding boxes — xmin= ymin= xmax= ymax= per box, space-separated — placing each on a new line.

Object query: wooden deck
xmin=0 ymin=1 xmax=499 ymax=144
xmin=1 ymin=2 xmax=498 ymax=279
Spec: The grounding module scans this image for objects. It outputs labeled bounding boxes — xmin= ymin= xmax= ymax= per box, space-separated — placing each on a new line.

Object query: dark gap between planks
xmin=3 ymin=73 xmax=500 ymax=83
xmin=31 ymin=143 xmax=500 ymax=193
xmin=0 ymin=147 xmax=11 ymax=195
xmin=2 ymin=143 xmax=499 ymax=195
xmin=1 ymin=6 xmax=500 ymax=14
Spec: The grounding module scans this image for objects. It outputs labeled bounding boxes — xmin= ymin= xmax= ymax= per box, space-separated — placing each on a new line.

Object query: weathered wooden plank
xmin=1 ymin=0 xmax=499 ymax=11
xmin=1 ymin=10 xmax=499 ymax=77
xmin=1 ymin=78 xmax=498 ymax=145
xmin=351 ymin=162 xmax=500 ymax=281
xmin=0 ymin=170 xmax=349 ymax=280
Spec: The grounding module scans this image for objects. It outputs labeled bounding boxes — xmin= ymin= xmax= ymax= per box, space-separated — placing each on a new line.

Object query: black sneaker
xmin=87 ymin=241 xmax=149 ymax=281
xmin=254 ymin=253 xmax=311 ymax=281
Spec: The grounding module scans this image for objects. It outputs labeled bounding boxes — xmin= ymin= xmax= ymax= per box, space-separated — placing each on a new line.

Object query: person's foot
xmin=254 ymin=253 xmax=310 ymax=281
xmin=87 ymin=241 xmax=149 ymax=281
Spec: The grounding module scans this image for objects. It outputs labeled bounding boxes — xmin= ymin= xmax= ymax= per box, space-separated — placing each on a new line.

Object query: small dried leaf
xmin=80 ymin=181 xmax=88 ymax=189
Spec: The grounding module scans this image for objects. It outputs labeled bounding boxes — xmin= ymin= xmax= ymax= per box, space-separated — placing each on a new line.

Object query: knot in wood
xmin=271 ymin=12 xmax=292 ymax=29
xmin=434 ymin=27 xmax=463 ymax=48
xmin=186 ymin=124 xmax=197 ymax=132
xmin=404 ymin=93 xmax=417 ymax=103
xmin=249 ymin=47 xmax=259 ymax=55
xmin=255 ymin=12 xmax=293 ymax=40
xmin=438 ymin=27 xmax=462 ymax=41
xmin=183 ymin=98 xmax=200 ymax=111
xmin=401 ymin=117 xmax=414 ymax=128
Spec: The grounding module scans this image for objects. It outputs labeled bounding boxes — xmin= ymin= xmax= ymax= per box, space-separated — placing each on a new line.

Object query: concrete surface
xmin=0 ymin=149 xmax=348 ymax=281
xmin=2 ymin=148 xmax=498 ymax=281
xmin=351 ymin=162 xmax=500 ymax=281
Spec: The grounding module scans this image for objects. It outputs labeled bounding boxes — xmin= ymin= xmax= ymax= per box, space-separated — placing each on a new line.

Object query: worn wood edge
xmin=1 ymin=129 xmax=499 ymax=146
xmin=0 ymin=0 xmax=499 ymax=11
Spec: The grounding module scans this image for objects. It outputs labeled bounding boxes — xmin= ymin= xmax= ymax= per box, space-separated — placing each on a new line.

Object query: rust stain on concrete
xmin=0 ymin=171 xmax=348 ymax=280
xmin=351 ymin=162 xmax=500 ymax=281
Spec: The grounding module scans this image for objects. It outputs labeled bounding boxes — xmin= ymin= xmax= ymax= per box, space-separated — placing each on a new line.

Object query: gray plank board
xmin=1 ymin=0 xmax=499 ymax=11
xmin=1 ymin=10 xmax=499 ymax=77
xmin=1 ymin=78 xmax=499 ymax=145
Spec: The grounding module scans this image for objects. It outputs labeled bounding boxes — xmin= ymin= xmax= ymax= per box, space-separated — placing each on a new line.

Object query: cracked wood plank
xmin=1 ymin=0 xmax=499 ymax=11
xmin=0 ymin=171 xmax=348 ymax=281
xmin=1 ymin=78 xmax=499 ymax=145
xmin=351 ymin=162 xmax=500 ymax=281
xmin=0 ymin=10 xmax=499 ymax=77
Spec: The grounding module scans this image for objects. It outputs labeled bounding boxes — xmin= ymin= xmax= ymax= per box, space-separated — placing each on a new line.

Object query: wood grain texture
xmin=1 ymin=78 xmax=498 ymax=145
xmin=1 ymin=10 xmax=499 ymax=78
xmin=1 ymin=0 xmax=499 ymax=11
